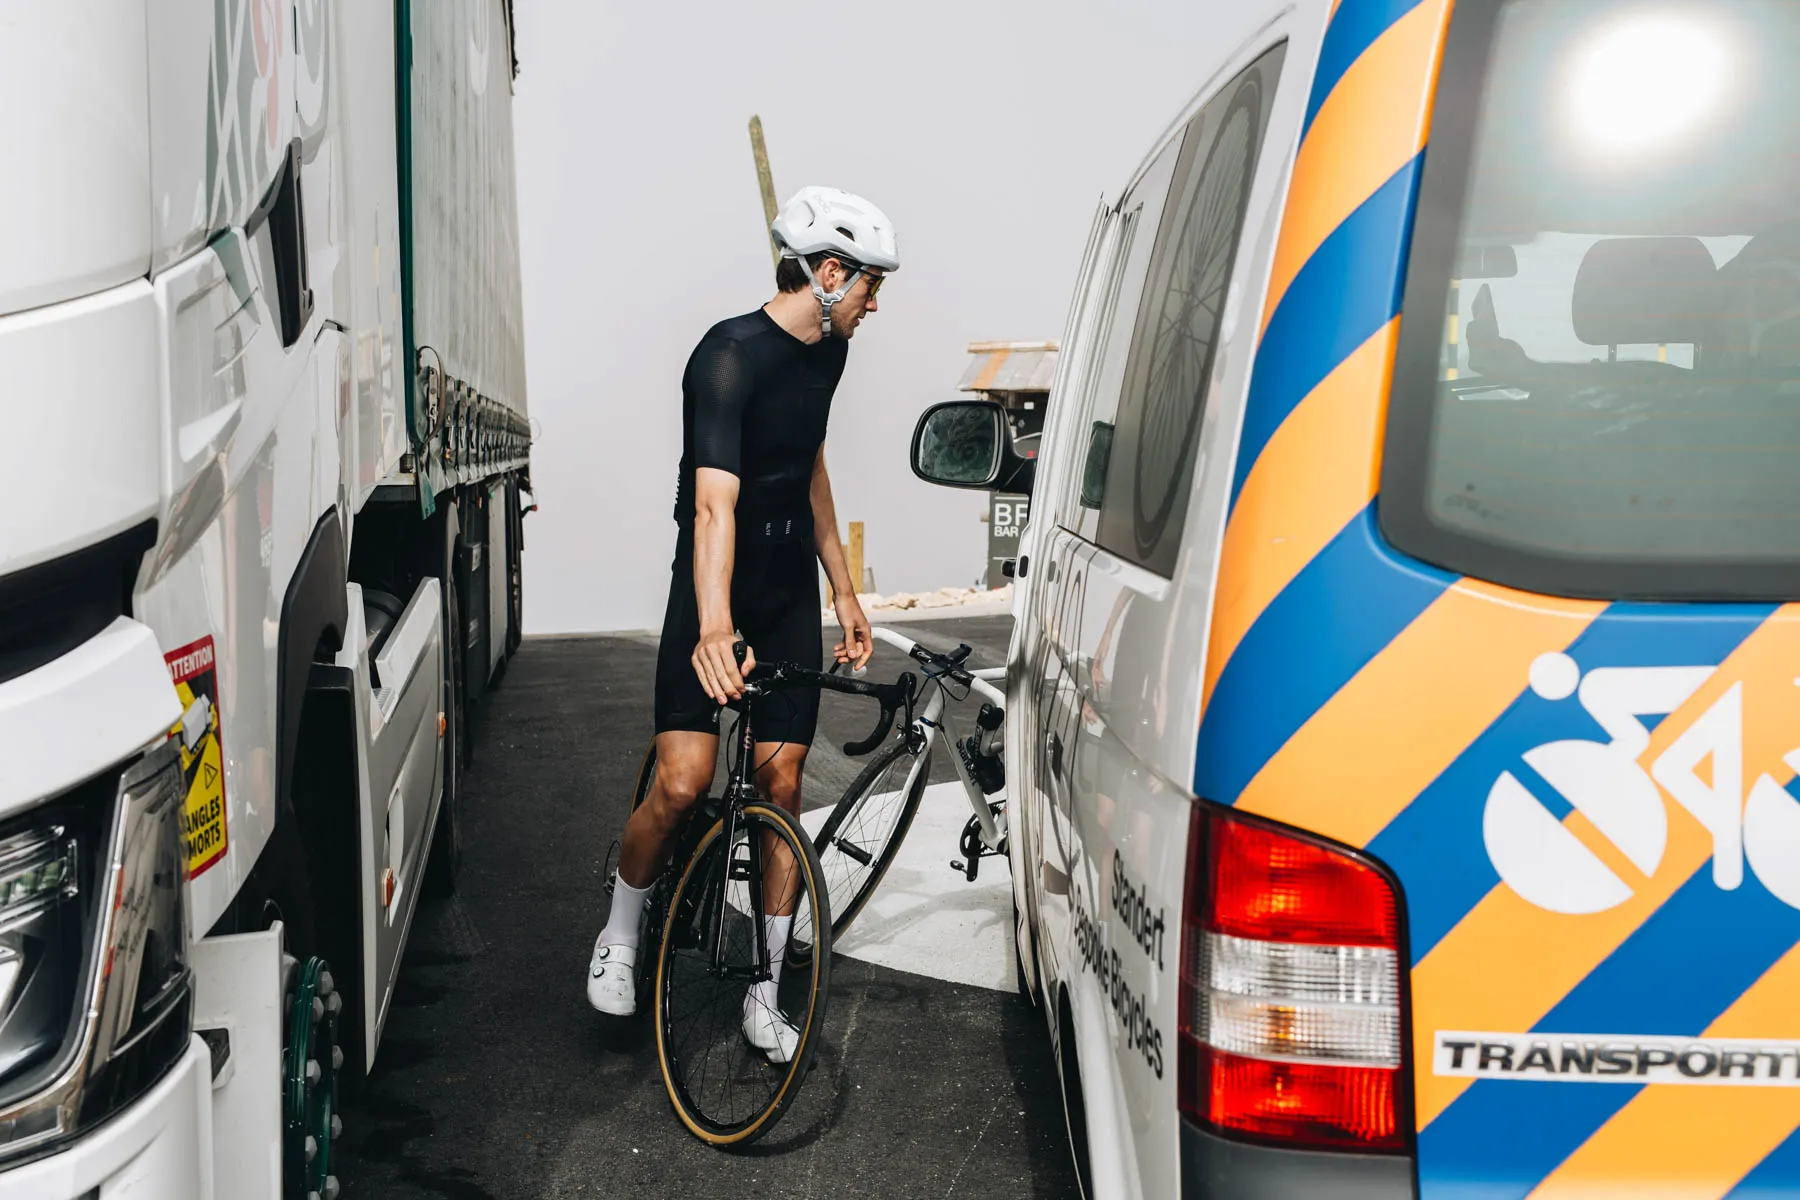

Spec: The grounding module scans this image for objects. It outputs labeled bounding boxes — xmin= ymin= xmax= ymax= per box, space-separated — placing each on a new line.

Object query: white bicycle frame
xmin=862 ymin=626 xmax=1008 ymax=855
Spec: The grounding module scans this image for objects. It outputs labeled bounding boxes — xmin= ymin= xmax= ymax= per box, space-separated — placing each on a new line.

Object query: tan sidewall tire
xmin=653 ymin=802 xmax=833 ymax=1146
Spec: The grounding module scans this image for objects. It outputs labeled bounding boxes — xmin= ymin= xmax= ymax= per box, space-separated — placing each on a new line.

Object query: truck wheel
xmin=424 ymin=548 xmax=464 ymax=899
xmin=289 ymin=696 xmax=368 ymax=1089
xmin=283 ymin=956 xmax=343 ymax=1200
xmin=507 ymin=475 xmax=524 ymax=656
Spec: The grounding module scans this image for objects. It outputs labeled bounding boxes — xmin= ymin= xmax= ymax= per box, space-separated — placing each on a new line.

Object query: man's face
xmin=822 ymin=258 xmax=883 ymax=339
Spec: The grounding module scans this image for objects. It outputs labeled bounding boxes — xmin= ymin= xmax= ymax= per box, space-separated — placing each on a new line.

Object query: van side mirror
xmin=910 ymin=400 xmax=1035 ymax=494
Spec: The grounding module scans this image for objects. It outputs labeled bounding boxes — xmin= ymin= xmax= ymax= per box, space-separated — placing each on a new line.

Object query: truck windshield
xmin=1382 ymin=0 xmax=1800 ymax=599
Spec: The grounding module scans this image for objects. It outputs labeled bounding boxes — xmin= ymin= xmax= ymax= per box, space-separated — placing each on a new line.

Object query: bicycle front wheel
xmin=814 ymin=738 xmax=933 ymax=943
xmin=654 ymin=801 xmax=832 ymax=1147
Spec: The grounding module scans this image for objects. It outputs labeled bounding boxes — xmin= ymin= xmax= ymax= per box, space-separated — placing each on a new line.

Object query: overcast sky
xmin=513 ymin=0 xmax=1239 ymax=633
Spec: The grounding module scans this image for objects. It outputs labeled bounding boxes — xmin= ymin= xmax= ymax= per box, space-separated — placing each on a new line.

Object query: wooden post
xmin=749 ymin=116 xmax=780 ymax=267
xmin=848 ymin=521 xmax=865 ymax=598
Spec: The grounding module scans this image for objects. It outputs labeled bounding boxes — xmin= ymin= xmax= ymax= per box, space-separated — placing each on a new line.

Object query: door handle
xmin=1046 ymin=558 xmax=1058 ymax=583
xmin=1018 ymin=554 xmax=1029 ymax=579
xmin=1048 ymin=732 xmax=1064 ymax=779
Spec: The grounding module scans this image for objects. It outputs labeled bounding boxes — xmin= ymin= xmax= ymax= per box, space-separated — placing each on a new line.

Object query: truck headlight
xmin=0 ymin=825 xmax=83 ymax=1096
xmin=0 ymin=742 xmax=190 ymax=1161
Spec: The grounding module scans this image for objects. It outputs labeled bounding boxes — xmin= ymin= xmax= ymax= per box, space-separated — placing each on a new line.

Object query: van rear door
xmin=1295 ymin=1 xmax=1800 ymax=1192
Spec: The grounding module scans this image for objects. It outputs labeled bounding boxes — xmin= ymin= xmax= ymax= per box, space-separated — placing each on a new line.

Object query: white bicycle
xmin=809 ymin=625 xmax=1009 ymax=944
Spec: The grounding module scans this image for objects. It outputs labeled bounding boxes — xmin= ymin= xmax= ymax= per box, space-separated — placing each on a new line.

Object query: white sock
xmin=747 ymin=914 xmax=793 ymax=1017
xmin=600 ymin=872 xmax=652 ymax=948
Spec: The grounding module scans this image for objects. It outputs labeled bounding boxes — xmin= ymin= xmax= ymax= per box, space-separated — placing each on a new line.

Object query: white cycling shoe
xmin=741 ymin=992 xmax=801 ymax=1064
xmin=586 ymin=940 xmax=637 ymax=1017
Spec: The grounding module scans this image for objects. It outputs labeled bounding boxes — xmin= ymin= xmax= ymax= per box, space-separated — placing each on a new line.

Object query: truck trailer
xmin=0 ymin=2 xmax=530 ymax=1196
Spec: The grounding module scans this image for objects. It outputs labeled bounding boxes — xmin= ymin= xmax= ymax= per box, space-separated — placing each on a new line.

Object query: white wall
xmin=514 ymin=0 xmax=1233 ymax=634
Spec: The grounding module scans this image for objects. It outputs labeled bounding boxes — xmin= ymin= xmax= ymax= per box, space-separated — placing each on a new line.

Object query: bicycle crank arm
xmin=952 ymin=813 xmax=1008 ymax=882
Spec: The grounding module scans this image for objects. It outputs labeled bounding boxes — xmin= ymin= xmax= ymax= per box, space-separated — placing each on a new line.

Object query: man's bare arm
xmin=692 ymin=467 xmax=752 ymax=700
xmin=811 ymin=449 xmax=856 ymax=600
xmin=811 ymin=449 xmax=872 ymax=667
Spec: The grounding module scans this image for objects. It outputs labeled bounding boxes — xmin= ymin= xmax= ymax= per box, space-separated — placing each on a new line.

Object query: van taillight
xmin=1178 ymin=807 xmax=1406 ymax=1152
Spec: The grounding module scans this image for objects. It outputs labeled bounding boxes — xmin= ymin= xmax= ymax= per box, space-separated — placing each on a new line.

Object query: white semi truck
xmin=0 ymin=2 xmax=530 ymax=1196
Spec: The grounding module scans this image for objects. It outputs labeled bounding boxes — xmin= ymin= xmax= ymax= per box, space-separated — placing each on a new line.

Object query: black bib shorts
xmin=653 ymin=528 xmax=822 ymax=746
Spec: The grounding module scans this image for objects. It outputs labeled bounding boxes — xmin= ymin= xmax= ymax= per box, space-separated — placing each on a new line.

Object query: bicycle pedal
xmin=833 ymin=837 xmax=874 ymax=867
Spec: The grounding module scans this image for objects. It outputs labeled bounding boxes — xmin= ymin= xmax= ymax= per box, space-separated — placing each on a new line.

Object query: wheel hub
xmin=284 ymin=956 xmax=343 ymax=1200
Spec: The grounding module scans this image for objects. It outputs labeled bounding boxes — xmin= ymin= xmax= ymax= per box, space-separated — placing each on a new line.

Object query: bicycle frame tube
xmin=947 ymin=727 xmax=1005 ymax=852
xmin=709 ymin=797 xmax=739 ymax=975
xmin=710 ymin=694 xmax=765 ymax=978
xmin=867 ymin=627 xmax=1007 ymax=707
xmin=865 ymin=626 xmax=1010 ymax=852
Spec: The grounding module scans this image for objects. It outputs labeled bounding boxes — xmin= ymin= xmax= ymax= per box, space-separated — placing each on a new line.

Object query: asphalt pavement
xmin=336 ymin=613 xmax=1081 ymax=1199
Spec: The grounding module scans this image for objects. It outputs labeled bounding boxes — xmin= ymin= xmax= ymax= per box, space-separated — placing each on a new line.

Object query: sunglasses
xmin=829 ymin=257 xmax=886 ymax=298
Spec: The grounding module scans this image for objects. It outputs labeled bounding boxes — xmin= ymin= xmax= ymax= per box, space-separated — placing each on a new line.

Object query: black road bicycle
xmin=631 ymin=629 xmax=1008 ymax=976
xmin=613 ymin=648 xmax=914 ymax=1146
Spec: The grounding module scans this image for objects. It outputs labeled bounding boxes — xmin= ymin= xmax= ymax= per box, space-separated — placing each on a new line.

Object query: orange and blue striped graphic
xmin=1194 ymin=1 xmax=1800 ymax=1195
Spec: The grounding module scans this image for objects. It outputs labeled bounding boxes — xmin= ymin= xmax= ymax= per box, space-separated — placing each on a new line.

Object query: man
xmin=584 ymin=186 xmax=898 ymax=1061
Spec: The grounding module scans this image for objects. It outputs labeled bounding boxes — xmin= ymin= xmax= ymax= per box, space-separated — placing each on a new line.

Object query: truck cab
xmin=915 ymin=1 xmax=1800 ymax=1195
xmin=0 ymin=4 xmax=527 ymax=1196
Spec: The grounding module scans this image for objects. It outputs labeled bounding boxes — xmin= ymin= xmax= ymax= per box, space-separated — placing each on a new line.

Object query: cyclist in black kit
xmin=586 ymin=186 xmax=899 ymax=1061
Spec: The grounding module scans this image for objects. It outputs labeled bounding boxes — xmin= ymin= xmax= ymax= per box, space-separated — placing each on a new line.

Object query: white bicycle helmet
xmin=771 ymin=186 xmax=899 ymax=337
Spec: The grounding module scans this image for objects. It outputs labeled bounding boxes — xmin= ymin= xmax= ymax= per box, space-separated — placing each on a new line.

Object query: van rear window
xmin=1382 ymin=0 xmax=1800 ymax=599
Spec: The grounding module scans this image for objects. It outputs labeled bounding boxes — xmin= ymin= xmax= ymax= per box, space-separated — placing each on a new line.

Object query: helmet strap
xmin=797 ymin=256 xmax=862 ymax=340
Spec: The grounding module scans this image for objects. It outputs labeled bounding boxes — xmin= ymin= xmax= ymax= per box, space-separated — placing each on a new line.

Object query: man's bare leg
xmin=743 ymin=741 xmax=810 ymax=1051
xmin=751 ymin=742 xmax=807 ymax=918
xmin=587 ymin=731 xmax=717 ymax=1016
xmin=616 ymin=730 xmax=720 ymax=889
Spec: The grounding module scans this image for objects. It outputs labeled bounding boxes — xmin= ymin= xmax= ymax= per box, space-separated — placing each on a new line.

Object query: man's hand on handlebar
xmin=833 ymin=592 xmax=873 ymax=671
xmin=692 ymin=628 xmax=754 ymax=703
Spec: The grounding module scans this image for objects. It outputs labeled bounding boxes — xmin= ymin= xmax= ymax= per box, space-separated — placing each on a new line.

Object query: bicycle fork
xmin=705 ymin=708 xmax=775 ymax=984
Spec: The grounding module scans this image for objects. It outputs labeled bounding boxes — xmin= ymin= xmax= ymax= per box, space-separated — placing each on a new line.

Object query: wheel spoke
xmin=814 ymin=746 xmax=922 ymax=941
xmin=656 ymin=808 xmax=831 ymax=1141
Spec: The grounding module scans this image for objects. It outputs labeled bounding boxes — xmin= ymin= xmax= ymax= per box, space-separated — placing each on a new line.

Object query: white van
xmin=914 ymin=0 xmax=1800 ymax=1196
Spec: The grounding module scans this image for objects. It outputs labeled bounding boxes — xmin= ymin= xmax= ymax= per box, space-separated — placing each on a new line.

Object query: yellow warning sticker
xmin=165 ymin=636 xmax=229 ymax=879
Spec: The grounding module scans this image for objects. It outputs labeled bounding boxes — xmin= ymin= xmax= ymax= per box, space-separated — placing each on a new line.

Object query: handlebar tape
xmin=745 ymin=663 xmax=915 ymax=756
xmin=842 ymin=704 xmax=896 ymax=757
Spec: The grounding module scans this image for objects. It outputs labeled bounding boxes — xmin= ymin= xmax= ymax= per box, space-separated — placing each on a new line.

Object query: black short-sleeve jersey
xmin=673 ymin=308 xmax=848 ymax=531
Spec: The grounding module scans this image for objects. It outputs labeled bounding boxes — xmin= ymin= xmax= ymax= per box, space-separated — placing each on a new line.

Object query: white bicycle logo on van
xmin=1484 ymin=652 xmax=1800 ymax=914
